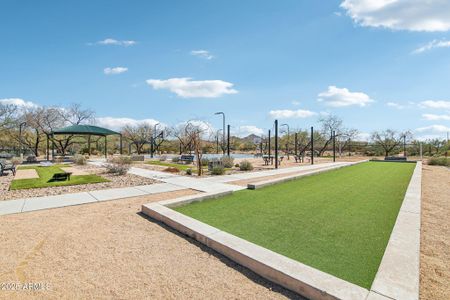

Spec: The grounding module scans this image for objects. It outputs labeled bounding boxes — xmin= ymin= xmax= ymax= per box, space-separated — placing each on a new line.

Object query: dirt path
xmin=420 ymin=165 xmax=450 ymax=300
xmin=0 ymin=190 xmax=301 ymax=299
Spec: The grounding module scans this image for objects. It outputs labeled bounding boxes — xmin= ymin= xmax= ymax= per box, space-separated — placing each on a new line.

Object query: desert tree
xmin=183 ymin=121 xmax=213 ymax=176
xmin=121 ymin=123 xmax=153 ymax=154
xmin=317 ymin=114 xmax=358 ymax=156
xmin=371 ymin=129 xmax=412 ymax=157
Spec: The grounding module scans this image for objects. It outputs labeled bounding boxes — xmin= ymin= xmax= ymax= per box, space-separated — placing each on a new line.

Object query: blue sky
xmin=1 ymin=0 xmax=450 ymax=139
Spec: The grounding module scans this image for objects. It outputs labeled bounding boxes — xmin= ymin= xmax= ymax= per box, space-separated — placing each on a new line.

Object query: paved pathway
xmin=0 ymin=161 xmax=356 ymax=216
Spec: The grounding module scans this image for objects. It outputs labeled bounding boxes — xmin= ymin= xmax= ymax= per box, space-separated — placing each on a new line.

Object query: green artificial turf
xmin=10 ymin=165 xmax=109 ymax=190
xmin=175 ymin=162 xmax=416 ymax=288
xmin=146 ymin=160 xmax=198 ymax=172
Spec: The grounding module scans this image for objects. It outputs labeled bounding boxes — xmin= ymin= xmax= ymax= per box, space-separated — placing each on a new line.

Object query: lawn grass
xmin=146 ymin=160 xmax=197 ymax=172
xmin=174 ymin=162 xmax=416 ymax=288
xmin=10 ymin=165 xmax=109 ymax=190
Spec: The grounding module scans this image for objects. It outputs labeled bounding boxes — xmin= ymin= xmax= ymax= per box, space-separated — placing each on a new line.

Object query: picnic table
xmin=50 ymin=172 xmax=72 ymax=181
xmin=262 ymin=155 xmax=284 ymax=166
xmin=180 ymin=155 xmax=194 ymax=164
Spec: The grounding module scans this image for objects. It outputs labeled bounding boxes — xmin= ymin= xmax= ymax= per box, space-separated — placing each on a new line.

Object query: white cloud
xmin=235 ymin=125 xmax=265 ymax=137
xmin=146 ymin=77 xmax=238 ymax=98
xmin=96 ymin=117 xmax=160 ymax=130
xmin=318 ymin=86 xmax=374 ymax=107
xmin=422 ymin=113 xmax=450 ymax=121
xmin=104 ymin=67 xmax=128 ymax=75
xmin=386 ymin=102 xmax=404 ymax=109
xmin=95 ymin=38 xmax=136 ymax=46
xmin=416 ymin=124 xmax=450 ymax=133
xmin=356 ymin=132 xmax=371 ymax=141
xmin=0 ymin=98 xmax=39 ymax=109
xmin=291 ymin=100 xmax=301 ymax=106
xmin=269 ymin=109 xmax=317 ymax=119
xmin=190 ymin=50 xmax=215 ymax=60
xmin=341 ymin=0 xmax=450 ymax=32
xmin=420 ymin=100 xmax=450 ymax=109
xmin=413 ymin=39 xmax=450 ymax=54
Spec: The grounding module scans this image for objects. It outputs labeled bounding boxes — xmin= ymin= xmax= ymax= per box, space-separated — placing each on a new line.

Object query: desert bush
xmin=164 ymin=167 xmax=180 ymax=173
xmin=428 ymin=157 xmax=450 ymax=166
xmin=185 ymin=168 xmax=193 ymax=175
xmin=111 ymin=155 xmax=132 ymax=165
xmin=54 ymin=156 xmax=64 ymax=163
xmin=73 ymin=154 xmax=86 ymax=165
xmin=159 ymin=155 xmax=167 ymax=161
xmin=211 ymin=165 xmax=225 ymax=175
xmin=106 ymin=155 xmax=132 ymax=175
xmin=239 ymin=160 xmax=254 ymax=171
xmin=201 ymin=158 xmax=209 ymax=166
xmin=11 ymin=157 xmax=23 ymax=166
xmin=234 ymin=163 xmax=240 ymax=168
xmin=172 ymin=156 xmax=180 ymax=163
xmin=221 ymin=156 xmax=234 ymax=168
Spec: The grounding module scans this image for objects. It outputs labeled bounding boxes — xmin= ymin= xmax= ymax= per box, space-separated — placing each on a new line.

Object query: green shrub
xmin=172 ymin=156 xmax=180 ymax=163
xmin=239 ymin=160 xmax=254 ymax=171
xmin=221 ymin=156 xmax=234 ymax=168
xmin=186 ymin=168 xmax=193 ymax=175
xmin=428 ymin=157 xmax=450 ymax=166
xmin=73 ymin=154 xmax=86 ymax=165
xmin=211 ymin=165 xmax=225 ymax=175
xmin=234 ymin=163 xmax=240 ymax=168
xmin=159 ymin=155 xmax=167 ymax=161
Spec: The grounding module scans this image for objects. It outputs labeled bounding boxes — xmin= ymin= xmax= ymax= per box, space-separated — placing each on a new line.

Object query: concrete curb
xmin=141 ymin=160 xmax=421 ymax=300
xmin=369 ymin=161 xmax=422 ymax=300
xmin=142 ymin=193 xmax=369 ymax=300
xmin=247 ymin=160 xmax=368 ymax=190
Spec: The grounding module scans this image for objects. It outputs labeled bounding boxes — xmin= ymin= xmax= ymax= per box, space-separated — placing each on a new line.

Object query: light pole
xmin=214 ymin=112 xmax=225 ymax=155
xmin=150 ymin=123 xmax=160 ymax=158
xmin=216 ymin=129 xmax=222 ymax=154
xmin=19 ymin=122 xmax=27 ymax=159
xmin=281 ymin=123 xmax=290 ymax=160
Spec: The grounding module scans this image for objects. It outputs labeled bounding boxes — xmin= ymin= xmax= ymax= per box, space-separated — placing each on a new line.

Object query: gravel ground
xmin=420 ymin=165 xmax=450 ymax=300
xmin=0 ymin=190 xmax=301 ymax=299
xmin=0 ymin=165 xmax=157 ymax=201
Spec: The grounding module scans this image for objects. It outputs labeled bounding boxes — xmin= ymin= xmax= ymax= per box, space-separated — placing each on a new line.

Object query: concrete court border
xmin=141 ymin=161 xmax=421 ymax=299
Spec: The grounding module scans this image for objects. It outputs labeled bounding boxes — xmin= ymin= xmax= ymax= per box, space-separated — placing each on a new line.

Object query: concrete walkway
xmin=0 ymin=161 xmax=355 ymax=216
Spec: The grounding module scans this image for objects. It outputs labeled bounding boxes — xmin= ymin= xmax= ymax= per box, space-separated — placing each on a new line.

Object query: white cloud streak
xmin=269 ymin=109 xmax=317 ymax=119
xmin=318 ymin=86 xmax=374 ymax=107
xmin=95 ymin=38 xmax=136 ymax=46
xmin=422 ymin=113 xmax=450 ymax=121
xmin=146 ymin=77 xmax=238 ymax=98
xmin=413 ymin=39 xmax=450 ymax=54
xmin=190 ymin=50 xmax=215 ymax=60
xmin=420 ymin=100 xmax=450 ymax=109
xmin=0 ymin=98 xmax=39 ymax=109
xmin=416 ymin=124 xmax=450 ymax=133
xmin=104 ymin=67 xmax=128 ymax=75
xmin=95 ymin=117 xmax=160 ymax=130
xmin=341 ymin=0 xmax=450 ymax=32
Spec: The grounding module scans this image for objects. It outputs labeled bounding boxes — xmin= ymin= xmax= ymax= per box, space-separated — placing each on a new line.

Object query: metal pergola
xmin=49 ymin=125 xmax=122 ymax=160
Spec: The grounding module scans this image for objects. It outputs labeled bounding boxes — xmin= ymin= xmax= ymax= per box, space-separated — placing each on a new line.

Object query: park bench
xmin=50 ymin=172 xmax=72 ymax=181
xmin=294 ymin=155 xmax=304 ymax=163
xmin=384 ymin=156 xmax=407 ymax=161
xmin=0 ymin=159 xmax=16 ymax=176
xmin=180 ymin=155 xmax=194 ymax=164
xmin=262 ymin=155 xmax=284 ymax=166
